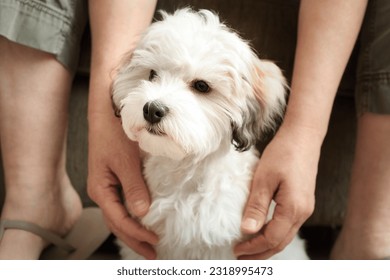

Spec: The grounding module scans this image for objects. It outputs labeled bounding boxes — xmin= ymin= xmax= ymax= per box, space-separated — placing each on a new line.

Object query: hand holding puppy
xmin=87 ymin=0 xmax=158 ymax=260
xmin=235 ymin=124 xmax=319 ymax=259
xmin=87 ymin=114 xmax=158 ymax=260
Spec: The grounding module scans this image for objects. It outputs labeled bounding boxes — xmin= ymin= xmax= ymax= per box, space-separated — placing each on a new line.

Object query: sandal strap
xmin=0 ymin=220 xmax=75 ymax=253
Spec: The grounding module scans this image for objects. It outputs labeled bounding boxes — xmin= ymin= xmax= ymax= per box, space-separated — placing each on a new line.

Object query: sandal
xmin=0 ymin=207 xmax=111 ymax=259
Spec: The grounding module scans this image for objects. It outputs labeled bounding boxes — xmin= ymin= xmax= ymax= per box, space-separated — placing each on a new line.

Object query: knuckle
xmin=262 ymin=234 xmax=287 ymax=254
xmin=86 ymin=182 xmax=99 ymax=201
xmin=114 ymin=217 xmax=136 ymax=238
xmin=247 ymin=202 xmax=268 ymax=218
xmin=116 ymin=216 xmax=144 ymax=240
xmin=110 ymin=216 xmax=125 ymax=234
xmin=86 ymin=186 xmax=95 ymax=198
xmin=122 ymin=182 xmax=148 ymax=201
xmin=263 ymin=234 xmax=280 ymax=250
xmin=273 ymin=243 xmax=286 ymax=253
xmin=296 ymin=197 xmax=315 ymax=219
xmin=286 ymin=195 xmax=315 ymax=221
xmin=302 ymin=203 xmax=314 ymax=218
xmin=122 ymin=184 xmax=138 ymax=198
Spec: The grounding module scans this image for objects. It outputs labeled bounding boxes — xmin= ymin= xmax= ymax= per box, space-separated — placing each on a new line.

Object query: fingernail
xmin=242 ymin=218 xmax=258 ymax=232
xmin=133 ymin=200 xmax=148 ymax=215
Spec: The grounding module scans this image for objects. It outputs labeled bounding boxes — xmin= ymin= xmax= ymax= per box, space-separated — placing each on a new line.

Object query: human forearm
xmin=86 ymin=1 xmax=159 ymax=259
xmin=88 ymin=0 xmax=157 ymax=118
xmin=283 ymin=0 xmax=368 ymax=141
xmin=237 ymin=0 xmax=369 ymax=259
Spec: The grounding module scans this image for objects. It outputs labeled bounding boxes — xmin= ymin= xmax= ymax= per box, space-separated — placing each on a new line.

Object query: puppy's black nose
xmin=143 ymin=101 xmax=169 ymax=124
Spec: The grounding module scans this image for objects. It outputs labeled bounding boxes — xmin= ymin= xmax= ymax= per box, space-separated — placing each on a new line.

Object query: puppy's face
xmin=113 ymin=9 xmax=286 ymax=160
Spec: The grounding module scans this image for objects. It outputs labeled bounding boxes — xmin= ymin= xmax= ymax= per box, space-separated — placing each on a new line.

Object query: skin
xmin=330 ymin=113 xmax=390 ymax=259
xmin=235 ymin=0 xmax=368 ymax=259
xmin=0 ymin=0 xmax=157 ymax=260
xmin=89 ymin=0 xmax=390 ymax=260
xmin=3 ymin=0 xmax=387 ymax=260
xmin=0 ymin=37 xmax=81 ymax=259
xmin=87 ymin=0 xmax=158 ymax=260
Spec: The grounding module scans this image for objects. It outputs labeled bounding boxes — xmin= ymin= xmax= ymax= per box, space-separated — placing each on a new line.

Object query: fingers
xmin=119 ymin=168 xmax=151 ymax=218
xmin=111 ymin=139 xmax=152 ymax=218
xmin=241 ymin=193 xmax=270 ymax=234
xmin=237 ymin=230 xmax=296 ymax=260
xmin=104 ymin=206 xmax=158 ymax=260
xmin=87 ymin=107 xmax=157 ymax=259
xmin=88 ymin=181 xmax=159 ymax=259
xmin=118 ymin=237 xmax=157 ymax=260
xmin=241 ymin=170 xmax=274 ymax=234
xmin=105 ymin=200 xmax=159 ymax=245
xmin=235 ymin=219 xmax=297 ymax=259
xmin=235 ymin=196 xmax=314 ymax=259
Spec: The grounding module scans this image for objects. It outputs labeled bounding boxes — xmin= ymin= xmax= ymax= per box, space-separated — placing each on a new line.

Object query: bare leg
xmin=331 ymin=113 xmax=390 ymax=259
xmin=0 ymin=37 xmax=82 ymax=259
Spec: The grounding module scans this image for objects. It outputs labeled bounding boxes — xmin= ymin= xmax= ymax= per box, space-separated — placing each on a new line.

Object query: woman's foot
xmin=0 ymin=174 xmax=82 ymax=259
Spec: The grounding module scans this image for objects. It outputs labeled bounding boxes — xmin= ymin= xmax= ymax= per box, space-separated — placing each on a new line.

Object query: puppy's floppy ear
xmin=252 ymin=59 xmax=287 ymax=131
xmin=232 ymin=58 xmax=287 ymax=151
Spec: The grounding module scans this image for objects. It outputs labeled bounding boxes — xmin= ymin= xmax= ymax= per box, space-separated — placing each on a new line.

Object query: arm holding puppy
xmin=87 ymin=0 xmax=158 ymax=260
xmin=235 ymin=0 xmax=368 ymax=259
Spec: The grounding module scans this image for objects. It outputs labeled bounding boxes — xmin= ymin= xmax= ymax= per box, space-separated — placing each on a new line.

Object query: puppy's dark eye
xmin=192 ymin=80 xmax=210 ymax=93
xmin=149 ymin=70 xmax=157 ymax=81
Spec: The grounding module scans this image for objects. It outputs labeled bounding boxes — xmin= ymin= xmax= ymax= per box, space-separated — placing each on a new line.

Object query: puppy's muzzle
xmin=143 ymin=101 xmax=169 ymax=124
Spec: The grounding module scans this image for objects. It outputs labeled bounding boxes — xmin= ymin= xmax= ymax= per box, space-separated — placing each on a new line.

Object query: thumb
xmin=241 ymin=178 xmax=273 ymax=234
xmin=120 ymin=169 xmax=151 ymax=218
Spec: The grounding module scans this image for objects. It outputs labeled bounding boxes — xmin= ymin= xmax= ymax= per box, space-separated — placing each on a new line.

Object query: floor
xmin=90 ymin=226 xmax=340 ymax=260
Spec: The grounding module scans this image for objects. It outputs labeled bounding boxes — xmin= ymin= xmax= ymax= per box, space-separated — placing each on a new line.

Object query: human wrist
xmin=277 ymin=116 xmax=326 ymax=153
xmin=88 ymin=110 xmax=120 ymax=134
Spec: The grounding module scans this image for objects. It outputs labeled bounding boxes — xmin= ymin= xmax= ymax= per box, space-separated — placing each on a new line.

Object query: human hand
xmin=87 ymin=114 xmax=158 ymax=259
xmin=234 ymin=124 xmax=321 ymax=259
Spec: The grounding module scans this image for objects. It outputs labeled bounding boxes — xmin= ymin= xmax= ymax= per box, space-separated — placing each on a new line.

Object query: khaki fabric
xmin=0 ymin=0 xmax=88 ymax=72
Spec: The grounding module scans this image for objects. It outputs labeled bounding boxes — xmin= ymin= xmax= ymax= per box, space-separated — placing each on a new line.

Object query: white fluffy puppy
xmin=112 ymin=8 xmax=308 ymax=260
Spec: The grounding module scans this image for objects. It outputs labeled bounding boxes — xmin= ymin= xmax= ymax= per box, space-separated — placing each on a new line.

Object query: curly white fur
xmin=112 ymin=8 xmax=308 ymax=260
